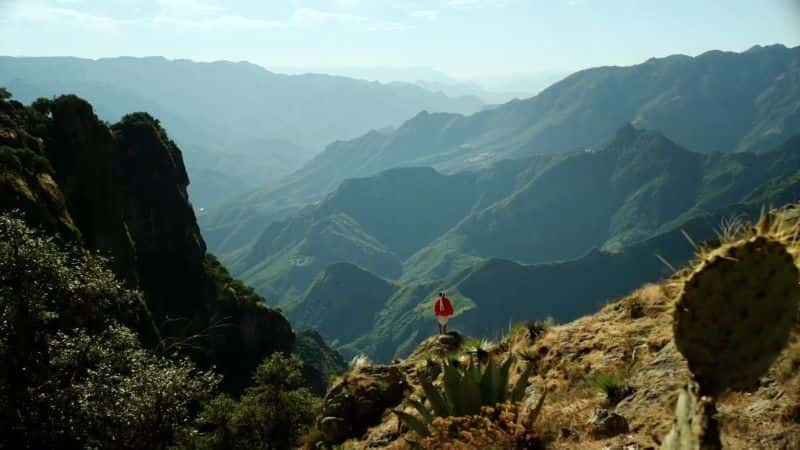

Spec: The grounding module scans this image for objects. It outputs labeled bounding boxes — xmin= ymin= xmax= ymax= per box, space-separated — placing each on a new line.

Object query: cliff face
xmin=0 ymin=94 xmax=295 ymax=393
xmin=0 ymin=99 xmax=78 ymax=241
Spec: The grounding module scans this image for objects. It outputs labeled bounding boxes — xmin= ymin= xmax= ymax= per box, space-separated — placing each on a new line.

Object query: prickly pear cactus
xmin=660 ymin=382 xmax=721 ymax=450
xmin=674 ymin=233 xmax=800 ymax=395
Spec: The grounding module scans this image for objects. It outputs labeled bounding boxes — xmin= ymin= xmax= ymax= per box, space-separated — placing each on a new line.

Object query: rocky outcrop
xmin=589 ymin=409 xmax=629 ymax=438
xmin=318 ymin=364 xmax=410 ymax=444
xmin=0 ymin=94 xmax=296 ymax=394
xmin=46 ymin=95 xmax=139 ymax=284
xmin=0 ymin=99 xmax=78 ymax=241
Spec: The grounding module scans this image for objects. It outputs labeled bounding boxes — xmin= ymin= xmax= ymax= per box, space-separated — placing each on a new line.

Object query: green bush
xmin=0 ymin=213 xmax=218 ymax=449
xmin=183 ymin=353 xmax=321 ymax=450
xmin=0 ymin=145 xmax=54 ymax=175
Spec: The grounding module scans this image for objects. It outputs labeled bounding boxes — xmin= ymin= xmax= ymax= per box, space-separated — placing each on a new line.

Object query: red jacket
xmin=434 ymin=296 xmax=454 ymax=317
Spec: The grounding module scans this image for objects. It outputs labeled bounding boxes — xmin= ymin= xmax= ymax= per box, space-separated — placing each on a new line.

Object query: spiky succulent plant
xmin=673 ymin=214 xmax=800 ymax=395
xmin=394 ymin=357 xmax=541 ymax=437
xmin=663 ymin=208 xmax=800 ymax=449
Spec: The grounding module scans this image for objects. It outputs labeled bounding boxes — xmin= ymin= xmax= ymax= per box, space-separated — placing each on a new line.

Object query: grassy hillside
xmin=280 ymin=140 xmax=800 ymax=361
xmin=291 ymin=263 xmax=399 ymax=347
xmin=226 ymin=126 xmax=800 ymax=323
xmin=404 ymin=126 xmax=800 ymax=281
xmin=322 ymin=200 xmax=789 ymax=363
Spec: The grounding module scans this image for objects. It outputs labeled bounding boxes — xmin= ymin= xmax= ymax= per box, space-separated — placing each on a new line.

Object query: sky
xmin=0 ymin=0 xmax=799 ymax=84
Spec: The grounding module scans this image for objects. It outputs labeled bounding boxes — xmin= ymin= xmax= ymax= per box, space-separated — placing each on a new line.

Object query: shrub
xmin=592 ymin=371 xmax=630 ymax=405
xmin=184 ymin=353 xmax=321 ymax=450
xmin=0 ymin=213 xmax=218 ymax=449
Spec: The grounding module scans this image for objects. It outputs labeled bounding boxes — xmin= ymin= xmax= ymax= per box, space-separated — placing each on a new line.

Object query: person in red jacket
xmin=434 ymin=292 xmax=455 ymax=334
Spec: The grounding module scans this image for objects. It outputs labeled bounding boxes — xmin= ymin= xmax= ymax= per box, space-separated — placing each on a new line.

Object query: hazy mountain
xmin=223 ymin=127 xmax=800 ymax=352
xmin=204 ymin=44 xmax=800 ymax=254
xmin=273 ymin=65 xmax=536 ymax=103
xmin=0 ymin=56 xmax=486 ymax=206
xmin=402 ymin=126 xmax=800 ymax=281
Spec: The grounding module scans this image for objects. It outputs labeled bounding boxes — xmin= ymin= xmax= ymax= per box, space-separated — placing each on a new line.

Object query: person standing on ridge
xmin=434 ymin=292 xmax=455 ymax=334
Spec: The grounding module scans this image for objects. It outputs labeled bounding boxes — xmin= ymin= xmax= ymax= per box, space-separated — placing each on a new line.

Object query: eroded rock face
xmin=0 ymin=100 xmax=79 ymax=242
xmin=46 ymin=95 xmax=139 ymax=285
xmin=0 ymin=95 xmax=296 ymax=394
xmin=319 ymin=364 xmax=409 ymax=444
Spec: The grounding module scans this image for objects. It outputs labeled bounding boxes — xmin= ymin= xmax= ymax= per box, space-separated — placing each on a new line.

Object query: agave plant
xmin=464 ymin=338 xmax=495 ymax=364
xmin=394 ymin=357 xmax=544 ymax=437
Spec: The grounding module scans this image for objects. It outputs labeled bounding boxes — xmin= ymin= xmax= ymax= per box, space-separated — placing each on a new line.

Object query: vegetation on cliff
xmin=0 ymin=90 xmax=339 ymax=449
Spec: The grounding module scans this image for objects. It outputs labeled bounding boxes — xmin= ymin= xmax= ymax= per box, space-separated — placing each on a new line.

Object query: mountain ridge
xmin=0 ymin=55 xmax=486 ymax=207
xmin=225 ymin=125 xmax=800 ymax=360
xmin=204 ymin=44 xmax=800 ymax=254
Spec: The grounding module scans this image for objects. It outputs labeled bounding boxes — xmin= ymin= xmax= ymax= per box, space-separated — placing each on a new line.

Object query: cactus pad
xmin=674 ymin=235 xmax=800 ymax=395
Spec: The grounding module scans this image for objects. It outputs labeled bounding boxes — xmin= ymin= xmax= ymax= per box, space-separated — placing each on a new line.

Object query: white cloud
xmin=151 ymin=14 xmax=282 ymax=30
xmin=10 ymin=4 xmax=122 ymax=32
xmin=156 ymin=0 xmax=223 ymax=17
xmin=332 ymin=0 xmax=360 ymax=7
xmin=410 ymin=9 xmax=439 ymax=20
xmin=446 ymin=0 xmax=515 ymax=9
xmin=368 ymin=20 xmax=408 ymax=31
xmin=291 ymin=7 xmax=367 ymax=26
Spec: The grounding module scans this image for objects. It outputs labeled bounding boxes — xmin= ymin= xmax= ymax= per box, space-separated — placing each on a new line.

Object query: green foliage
xmin=396 ymin=357 xmax=538 ymax=435
xmin=0 ymin=86 xmax=11 ymax=101
xmin=183 ymin=353 xmax=321 ymax=450
xmin=463 ymin=338 xmax=495 ymax=364
xmin=0 ymin=213 xmax=218 ymax=449
xmin=205 ymin=253 xmax=264 ymax=307
xmin=592 ymin=371 xmax=624 ymax=401
xmin=0 ymin=145 xmax=54 ymax=175
xmin=294 ymin=329 xmax=347 ymax=394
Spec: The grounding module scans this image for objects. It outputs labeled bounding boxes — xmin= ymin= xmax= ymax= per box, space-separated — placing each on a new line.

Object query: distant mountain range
xmin=0 ymin=56 xmax=485 ymax=207
xmin=221 ymin=126 xmax=800 ymax=360
xmin=203 ymin=44 xmax=800 ymax=254
xmin=7 ymin=45 xmax=798 ymax=364
xmin=270 ymin=65 xmax=556 ymax=103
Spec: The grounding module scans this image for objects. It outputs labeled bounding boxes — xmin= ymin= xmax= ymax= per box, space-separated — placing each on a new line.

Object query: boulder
xmin=319 ymin=364 xmax=409 ymax=444
xmin=589 ymin=409 xmax=629 ymax=438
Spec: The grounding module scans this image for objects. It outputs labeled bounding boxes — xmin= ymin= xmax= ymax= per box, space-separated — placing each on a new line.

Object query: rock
xmin=437 ymin=330 xmax=464 ymax=349
xmin=407 ymin=330 xmax=465 ymax=361
xmin=590 ymin=409 xmax=630 ymax=438
xmin=318 ymin=416 xmax=351 ymax=444
xmin=320 ymin=364 xmax=409 ymax=444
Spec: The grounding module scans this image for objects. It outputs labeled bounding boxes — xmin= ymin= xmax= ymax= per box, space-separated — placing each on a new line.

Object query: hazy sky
xmin=1 ymin=0 xmax=799 ymax=81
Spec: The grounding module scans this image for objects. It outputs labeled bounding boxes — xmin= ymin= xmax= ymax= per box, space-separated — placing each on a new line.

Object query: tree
xmin=184 ymin=353 xmax=321 ymax=450
xmin=0 ymin=87 xmax=11 ymax=101
xmin=0 ymin=213 xmax=219 ymax=449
